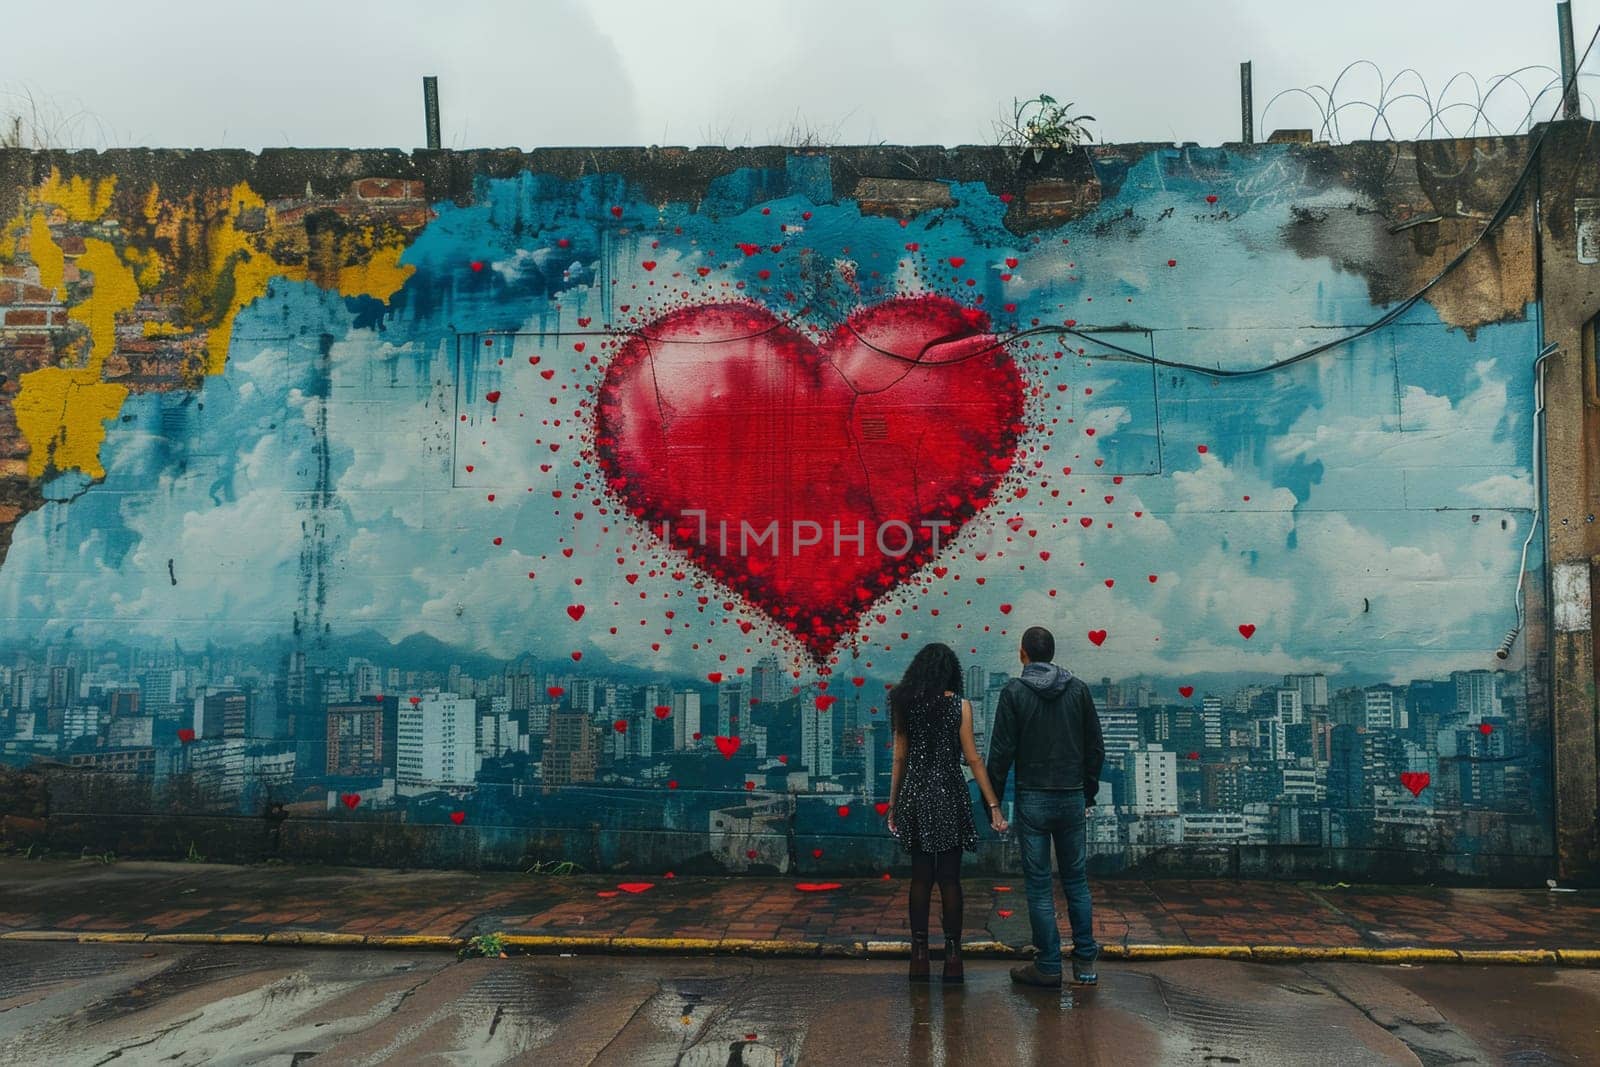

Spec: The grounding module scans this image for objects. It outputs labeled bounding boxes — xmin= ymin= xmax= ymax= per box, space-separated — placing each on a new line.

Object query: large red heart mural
xmin=596 ymin=296 xmax=1024 ymax=660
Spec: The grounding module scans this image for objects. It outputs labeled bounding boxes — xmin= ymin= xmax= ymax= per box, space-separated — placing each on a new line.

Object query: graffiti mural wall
xmin=0 ymin=142 xmax=1551 ymax=879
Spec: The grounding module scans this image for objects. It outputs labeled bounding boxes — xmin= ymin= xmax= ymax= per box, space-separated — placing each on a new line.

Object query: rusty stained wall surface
xmin=0 ymin=139 xmax=1554 ymax=880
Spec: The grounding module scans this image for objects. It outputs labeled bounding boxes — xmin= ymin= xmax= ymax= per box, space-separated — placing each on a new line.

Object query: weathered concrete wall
xmin=0 ymin=135 xmax=1573 ymax=883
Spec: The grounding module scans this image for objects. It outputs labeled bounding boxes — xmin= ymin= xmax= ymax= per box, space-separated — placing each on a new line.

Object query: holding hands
xmin=988 ymin=803 xmax=1009 ymax=834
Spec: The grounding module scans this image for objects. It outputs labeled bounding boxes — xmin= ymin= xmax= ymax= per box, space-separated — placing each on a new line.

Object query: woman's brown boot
xmin=942 ymin=938 xmax=964 ymax=984
xmin=910 ymin=934 xmax=931 ymax=982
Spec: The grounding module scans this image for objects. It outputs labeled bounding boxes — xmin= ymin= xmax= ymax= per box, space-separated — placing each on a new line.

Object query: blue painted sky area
xmin=0 ymin=147 xmax=1540 ymax=685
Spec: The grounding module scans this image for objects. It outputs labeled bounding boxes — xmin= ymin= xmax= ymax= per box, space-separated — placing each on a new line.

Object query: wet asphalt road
xmin=1 ymin=944 xmax=1598 ymax=1066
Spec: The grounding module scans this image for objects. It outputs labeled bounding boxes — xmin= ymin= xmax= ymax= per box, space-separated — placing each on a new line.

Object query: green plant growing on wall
xmin=525 ymin=859 xmax=582 ymax=876
xmin=183 ymin=841 xmax=205 ymax=863
xmin=459 ymin=931 xmax=509 ymax=959
xmin=997 ymin=94 xmax=1096 ymax=160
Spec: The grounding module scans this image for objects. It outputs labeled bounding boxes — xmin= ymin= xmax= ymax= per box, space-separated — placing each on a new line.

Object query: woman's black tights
xmin=908 ymin=848 xmax=964 ymax=941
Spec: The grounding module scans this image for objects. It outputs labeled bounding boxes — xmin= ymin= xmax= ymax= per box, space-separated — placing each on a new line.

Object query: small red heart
xmin=815 ymin=694 xmax=837 ymax=712
xmin=610 ymin=205 xmax=623 ymax=217
xmin=1197 ymin=444 xmax=1208 ymax=454
xmin=613 ymin=719 xmax=628 ymax=734
xmin=1479 ymin=722 xmax=1494 ymax=735
xmin=668 ymin=780 xmax=678 ymax=789
xmin=1104 ymin=579 xmax=1114 ymax=588
xmin=837 ymin=805 xmax=851 ymax=817
xmin=341 ymin=793 xmax=360 ymax=809
xmin=707 ymin=672 xmax=724 ymax=683
xmin=747 ymin=850 xmax=758 ymax=859
xmin=1179 ymin=686 xmax=1194 ymax=698
xmin=999 ymin=603 xmax=1012 ymax=614
xmin=997 ymin=909 xmax=1014 ymax=919
xmin=777 ymin=754 xmax=789 ymax=764
xmin=744 ymin=781 xmax=755 ymax=791
xmin=409 ymin=696 xmax=421 ymax=705
xmin=566 ymin=604 xmax=586 ymax=621
xmin=547 ymin=686 xmax=565 ymax=699
xmin=1080 ymin=517 xmax=1093 ymax=528
xmin=1167 ymin=259 xmax=1177 ymax=267
xmin=654 ymin=705 xmax=671 ymax=719
xmin=1087 ymin=629 xmax=1107 ymax=646
xmin=1238 ymin=623 xmax=1256 ymax=639
xmin=715 ymin=735 xmax=741 ymax=759
xmin=177 ymin=728 xmax=196 ymax=744
xmin=993 ymin=885 xmax=1012 ymax=892
xmin=618 ymin=882 xmax=653 ymax=893
xmin=449 ymin=811 xmax=465 ymax=824
xmin=641 ymin=260 xmax=657 ymax=271
xmin=875 ymin=801 xmax=890 ymax=816
xmin=1187 ymin=752 xmax=1199 ymax=760
xmin=470 ymin=260 xmax=485 ymax=272
xmin=948 ymin=256 xmax=966 ymax=268
xmin=1206 ymin=194 xmax=1219 ymax=204
xmin=485 ymin=390 xmax=501 ymax=403
xmin=812 ymin=848 xmax=824 ymax=859
xmin=492 ymin=537 xmax=502 ymax=545
xmin=693 ymin=732 xmax=702 ymax=741
xmin=1400 ymin=771 xmax=1431 ymax=797
xmin=796 ymin=882 xmax=842 ymax=892
xmin=1148 ymin=574 xmax=1158 ymax=582
xmin=597 ymin=890 xmax=620 ymax=898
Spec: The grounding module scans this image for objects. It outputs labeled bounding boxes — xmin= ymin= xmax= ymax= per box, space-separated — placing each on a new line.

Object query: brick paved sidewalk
xmin=3 ymin=857 xmax=1598 ymax=960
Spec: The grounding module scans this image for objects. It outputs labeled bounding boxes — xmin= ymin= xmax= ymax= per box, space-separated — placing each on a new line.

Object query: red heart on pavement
xmin=596 ymin=297 xmax=1023 ymax=661
xmin=796 ymin=882 xmax=843 ymax=892
xmin=715 ymin=735 xmax=742 ymax=759
xmin=1400 ymin=771 xmax=1430 ymax=797
xmin=618 ymin=882 xmax=654 ymax=893
xmin=997 ymin=909 xmax=1014 ymax=918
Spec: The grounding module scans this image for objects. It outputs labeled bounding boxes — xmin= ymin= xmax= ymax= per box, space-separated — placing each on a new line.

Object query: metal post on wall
xmin=1558 ymin=2 xmax=1581 ymax=119
xmin=423 ymin=75 xmax=442 ymax=149
xmin=1240 ymin=61 xmax=1255 ymax=144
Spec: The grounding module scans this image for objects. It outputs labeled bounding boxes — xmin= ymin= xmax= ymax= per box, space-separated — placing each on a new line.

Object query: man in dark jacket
xmin=986 ymin=625 xmax=1105 ymax=987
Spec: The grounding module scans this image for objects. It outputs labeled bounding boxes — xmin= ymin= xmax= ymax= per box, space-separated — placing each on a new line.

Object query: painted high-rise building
xmin=801 ymin=697 xmax=834 ymax=779
xmin=673 ymin=690 xmax=702 ymax=749
xmin=1128 ymin=745 xmax=1178 ymax=812
xmin=396 ymin=692 xmax=476 ymax=795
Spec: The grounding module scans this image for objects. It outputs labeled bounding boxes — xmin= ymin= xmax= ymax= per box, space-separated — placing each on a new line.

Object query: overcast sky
xmin=3 ymin=0 xmax=1597 ymax=150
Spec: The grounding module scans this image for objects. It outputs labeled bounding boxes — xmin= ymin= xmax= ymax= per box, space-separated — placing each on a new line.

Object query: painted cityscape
xmin=0 ymin=633 xmax=1546 ymax=872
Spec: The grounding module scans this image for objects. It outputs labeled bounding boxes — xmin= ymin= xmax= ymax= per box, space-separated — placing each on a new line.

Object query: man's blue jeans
xmin=1015 ymin=788 xmax=1097 ymax=974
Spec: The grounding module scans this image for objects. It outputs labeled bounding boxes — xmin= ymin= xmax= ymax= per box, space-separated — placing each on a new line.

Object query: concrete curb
xmin=4 ymin=929 xmax=1597 ymax=964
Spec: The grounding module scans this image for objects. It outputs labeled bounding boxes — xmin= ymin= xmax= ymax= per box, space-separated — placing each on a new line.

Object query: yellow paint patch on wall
xmin=12 ymin=368 xmax=129 ymax=479
xmin=201 ymin=183 xmax=306 ymax=377
xmin=68 ymin=239 xmax=140 ymax=371
xmin=337 ymin=243 xmax=415 ymax=302
xmin=28 ymin=213 xmax=64 ymax=297
xmin=36 ymin=168 xmax=116 ymax=222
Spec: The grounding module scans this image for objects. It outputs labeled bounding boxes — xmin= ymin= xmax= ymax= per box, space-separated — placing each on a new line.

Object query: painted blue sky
xmin=0 ymin=147 xmax=1538 ymax=685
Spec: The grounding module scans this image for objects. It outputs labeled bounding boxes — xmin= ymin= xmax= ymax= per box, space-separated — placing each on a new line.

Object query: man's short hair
xmin=1021 ymin=626 xmax=1055 ymax=663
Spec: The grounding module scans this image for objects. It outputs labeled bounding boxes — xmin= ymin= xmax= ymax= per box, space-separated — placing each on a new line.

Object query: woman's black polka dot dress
xmin=895 ymin=693 xmax=978 ymax=854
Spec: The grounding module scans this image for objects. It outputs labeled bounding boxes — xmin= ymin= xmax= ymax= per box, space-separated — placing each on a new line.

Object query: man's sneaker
xmin=1071 ymin=959 xmax=1098 ymax=986
xmin=1009 ymin=962 xmax=1063 ymax=988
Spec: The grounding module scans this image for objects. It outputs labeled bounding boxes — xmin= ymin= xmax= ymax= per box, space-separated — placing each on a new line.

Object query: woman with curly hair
xmin=887 ymin=641 xmax=1007 ymax=983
